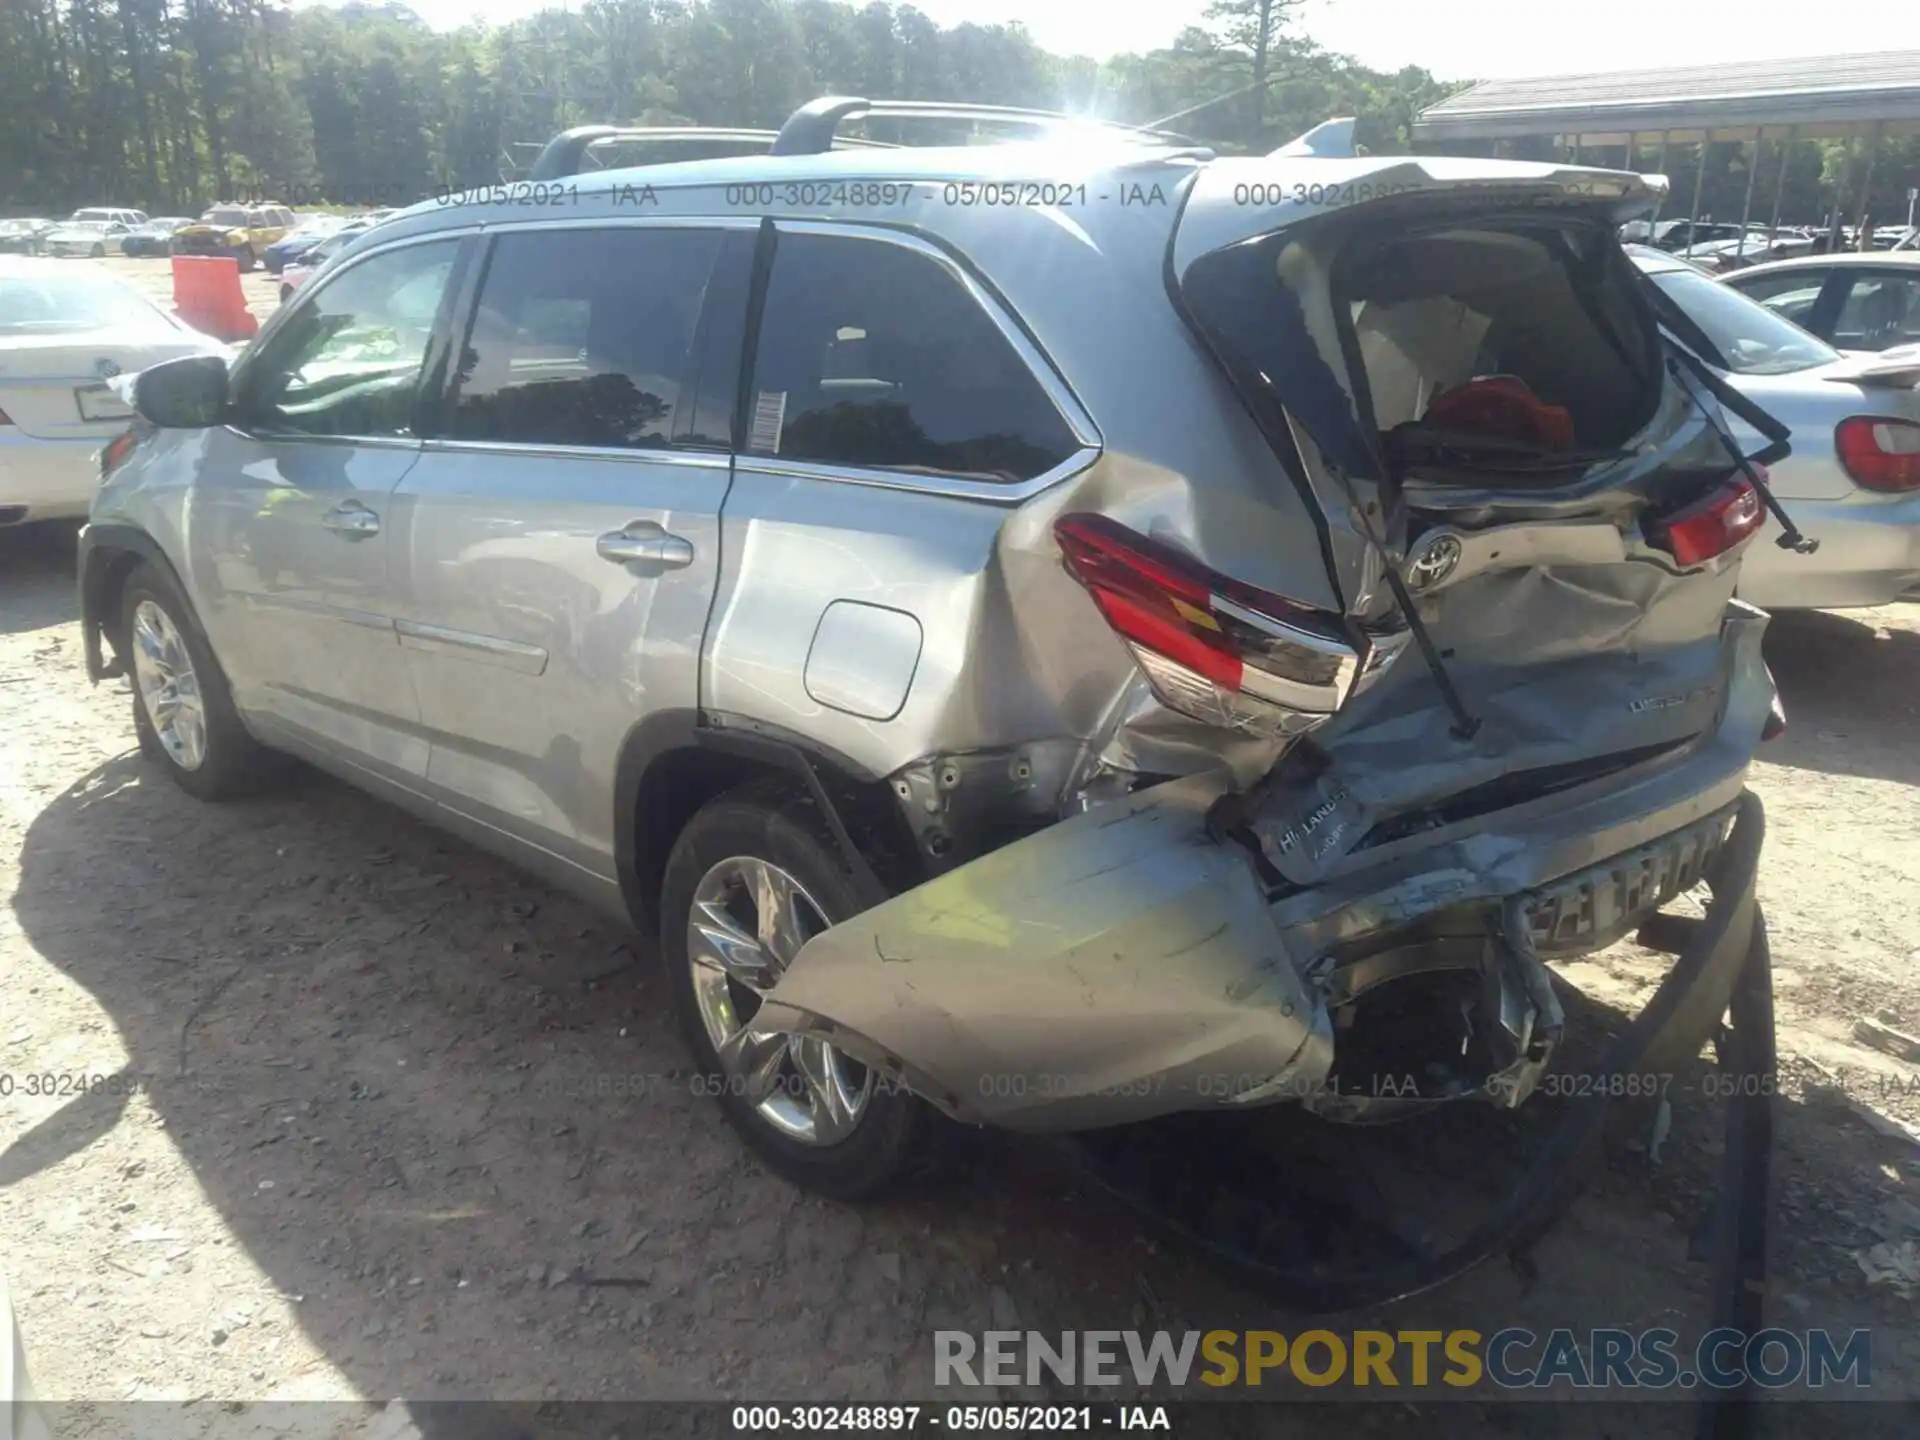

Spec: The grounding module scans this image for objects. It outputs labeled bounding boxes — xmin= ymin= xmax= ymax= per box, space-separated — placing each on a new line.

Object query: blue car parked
xmin=261 ymin=214 xmax=350 ymax=275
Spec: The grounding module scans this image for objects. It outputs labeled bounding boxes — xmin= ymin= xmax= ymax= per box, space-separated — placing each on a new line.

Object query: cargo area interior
xmin=1336 ymin=218 xmax=1664 ymax=471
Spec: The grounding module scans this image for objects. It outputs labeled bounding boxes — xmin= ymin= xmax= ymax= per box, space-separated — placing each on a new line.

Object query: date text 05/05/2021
xmin=729 ymin=1406 xmax=1172 ymax=1433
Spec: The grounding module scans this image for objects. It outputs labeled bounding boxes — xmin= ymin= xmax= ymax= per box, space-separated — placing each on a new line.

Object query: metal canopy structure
xmin=1413 ymin=51 xmax=1920 ymax=250
xmin=1414 ymin=51 xmax=1920 ymax=145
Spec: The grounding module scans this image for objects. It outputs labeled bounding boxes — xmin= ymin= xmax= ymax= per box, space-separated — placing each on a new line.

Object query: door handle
xmin=596 ymin=522 xmax=694 ymax=570
xmin=321 ymin=501 xmax=381 ymax=539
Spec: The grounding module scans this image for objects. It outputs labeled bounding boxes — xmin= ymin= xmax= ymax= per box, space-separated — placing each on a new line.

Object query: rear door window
xmin=745 ymin=230 xmax=1080 ymax=483
xmin=1830 ymin=272 xmax=1920 ymax=351
xmin=1728 ymin=268 xmax=1832 ymax=328
xmin=448 ymin=227 xmax=723 ymax=450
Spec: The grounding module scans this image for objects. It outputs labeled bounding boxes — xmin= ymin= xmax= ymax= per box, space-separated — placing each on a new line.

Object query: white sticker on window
xmin=750 ymin=390 xmax=787 ymax=454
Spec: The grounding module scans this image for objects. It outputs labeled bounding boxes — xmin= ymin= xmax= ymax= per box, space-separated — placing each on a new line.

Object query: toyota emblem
xmin=1406 ymin=533 xmax=1463 ymax=591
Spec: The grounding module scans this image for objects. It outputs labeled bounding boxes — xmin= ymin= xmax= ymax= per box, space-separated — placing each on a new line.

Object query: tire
xmin=234 ymin=245 xmax=255 ymax=273
xmin=660 ymin=781 xmax=927 ymax=1198
xmin=89 ymin=243 xmax=104 ymax=258
xmin=280 ymin=285 xmax=293 ymax=305
xmin=120 ymin=561 xmax=281 ymax=801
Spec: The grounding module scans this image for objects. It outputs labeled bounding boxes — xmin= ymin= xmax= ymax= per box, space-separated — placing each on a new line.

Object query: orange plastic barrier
xmin=171 ymin=255 xmax=258 ymax=343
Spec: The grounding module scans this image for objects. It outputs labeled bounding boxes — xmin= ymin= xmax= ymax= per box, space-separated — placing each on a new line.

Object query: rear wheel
xmin=660 ymin=782 xmax=926 ymax=1198
xmin=120 ymin=562 xmax=281 ymax=801
xmin=279 ymin=285 xmax=293 ymax=305
xmin=234 ymin=245 xmax=255 ymax=273
xmin=89 ymin=243 xmax=104 ymax=258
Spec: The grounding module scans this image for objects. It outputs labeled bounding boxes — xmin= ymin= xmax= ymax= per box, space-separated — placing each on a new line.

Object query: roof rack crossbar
xmin=526 ymin=123 xmax=900 ymax=181
xmin=769 ymin=96 xmax=1196 ymax=155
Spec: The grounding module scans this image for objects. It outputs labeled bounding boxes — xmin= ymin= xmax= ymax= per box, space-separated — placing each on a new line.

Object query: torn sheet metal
xmin=1242 ymin=568 xmax=1743 ymax=890
xmin=753 ymin=774 xmax=1333 ymax=1133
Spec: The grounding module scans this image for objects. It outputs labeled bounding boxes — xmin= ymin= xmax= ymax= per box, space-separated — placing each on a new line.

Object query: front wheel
xmin=121 ymin=561 xmax=282 ymax=801
xmin=89 ymin=243 xmax=104 ymax=258
xmin=279 ymin=285 xmax=293 ymax=305
xmin=661 ymin=782 xmax=927 ymax=1198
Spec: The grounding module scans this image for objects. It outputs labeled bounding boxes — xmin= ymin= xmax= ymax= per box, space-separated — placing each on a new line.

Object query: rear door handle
xmin=596 ymin=522 xmax=694 ymax=570
xmin=321 ymin=501 xmax=381 ymax=539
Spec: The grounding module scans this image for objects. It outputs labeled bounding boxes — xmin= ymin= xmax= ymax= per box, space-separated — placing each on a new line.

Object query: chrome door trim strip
xmin=240 ymin=593 xmax=396 ymax=633
xmin=395 ymin=618 xmax=550 ymax=675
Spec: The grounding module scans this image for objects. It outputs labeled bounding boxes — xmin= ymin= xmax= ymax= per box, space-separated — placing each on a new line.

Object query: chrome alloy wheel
xmin=130 ymin=599 xmax=208 ymax=771
xmin=686 ymin=855 xmax=872 ymax=1146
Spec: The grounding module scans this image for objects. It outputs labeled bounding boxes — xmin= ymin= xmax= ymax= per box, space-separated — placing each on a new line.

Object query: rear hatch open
xmin=1171 ymin=157 xmax=1787 ymax=885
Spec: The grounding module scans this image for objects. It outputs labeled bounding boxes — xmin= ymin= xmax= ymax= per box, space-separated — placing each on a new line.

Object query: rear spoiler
xmin=1268 ymin=118 xmax=1359 ymax=159
xmin=1825 ymin=346 xmax=1920 ymax=389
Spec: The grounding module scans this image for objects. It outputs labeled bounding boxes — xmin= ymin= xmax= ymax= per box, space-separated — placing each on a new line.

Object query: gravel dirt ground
xmin=5 ymin=337 xmax=1920 ymax=1432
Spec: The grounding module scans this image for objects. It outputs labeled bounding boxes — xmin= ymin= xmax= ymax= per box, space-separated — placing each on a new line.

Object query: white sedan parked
xmin=1 ymin=258 xmax=229 ymax=526
xmin=1631 ymin=246 xmax=1920 ymax=611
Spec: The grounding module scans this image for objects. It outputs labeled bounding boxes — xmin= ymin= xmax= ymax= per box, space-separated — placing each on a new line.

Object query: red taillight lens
xmin=1054 ymin=513 xmax=1394 ymax=735
xmin=1648 ymin=477 xmax=1766 ymax=566
xmin=1835 ymin=416 xmax=1920 ymax=492
xmin=100 ymin=428 xmax=139 ymax=477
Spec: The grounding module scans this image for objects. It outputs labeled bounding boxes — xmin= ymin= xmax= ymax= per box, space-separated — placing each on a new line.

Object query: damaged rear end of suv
xmin=727 ymin=152 xmax=1780 ymax=1304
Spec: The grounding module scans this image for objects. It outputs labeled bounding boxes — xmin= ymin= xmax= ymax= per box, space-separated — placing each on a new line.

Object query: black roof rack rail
xmin=769 ymin=96 xmax=1199 ymax=156
xmin=527 ymin=124 xmax=897 ymax=181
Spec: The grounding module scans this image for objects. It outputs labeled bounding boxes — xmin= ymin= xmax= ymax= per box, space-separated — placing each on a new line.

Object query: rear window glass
xmin=1182 ymin=219 xmax=1665 ymax=481
xmin=746 ymin=231 xmax=1080 ymax=483
xmin=204 ymin=208 xmax=249 ymax=226
xmin=0 ymin=276 xmax=162 ymax=334
xmin=1650 ymin=269 xmax=1838 ymax=375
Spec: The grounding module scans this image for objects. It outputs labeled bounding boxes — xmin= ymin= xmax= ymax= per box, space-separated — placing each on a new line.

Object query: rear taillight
xmin=1646 ymin=477 xmax=1766 ymax=566
xmin=1835 ymin=416 xmax=1920 ymax=492
xmin=1054 ymin=513 xmax=1399 ymax=736
xmin=100 ymin=427 xmax=139 ymax=478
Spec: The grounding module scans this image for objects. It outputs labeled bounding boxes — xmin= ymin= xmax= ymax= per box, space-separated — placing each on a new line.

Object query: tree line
xmin=0 ymin=0 xmax=1453 ymax=211
xmin=0 ymin=0 xmax=1912 ymax=229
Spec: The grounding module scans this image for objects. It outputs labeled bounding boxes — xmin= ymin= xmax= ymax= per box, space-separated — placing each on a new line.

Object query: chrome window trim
xmin=760 ymin=218 xmax=1103 ymax=459
xmin=472 ymin=213 xmax=762 ymax=236
xmin=419 ymin=438 xmax=730 ymax=469
xmin=736 ymin=448 xmax=1100 ymax=506
xmin=227 ymin=227 xmax=477 ymax=449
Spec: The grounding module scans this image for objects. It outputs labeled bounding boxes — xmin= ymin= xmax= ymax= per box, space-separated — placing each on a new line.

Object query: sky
xmin=377 ymin=0 xmax=1920 ymax=82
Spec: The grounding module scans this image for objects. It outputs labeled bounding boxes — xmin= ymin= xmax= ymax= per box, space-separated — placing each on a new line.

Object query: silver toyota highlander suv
xmin=80 ymin=100 xmax=1782 ymax=1200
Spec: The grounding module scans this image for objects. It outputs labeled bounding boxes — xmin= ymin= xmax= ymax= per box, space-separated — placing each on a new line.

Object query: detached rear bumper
xmin=758 ymin=613 xmax=1772 ymax=1133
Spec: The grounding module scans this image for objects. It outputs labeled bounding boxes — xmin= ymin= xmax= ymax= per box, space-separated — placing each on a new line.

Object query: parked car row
xmin=2 ymin=204 xmax=398 ymax=270
xmin=0 ymin=256 xmax=232 ymax=528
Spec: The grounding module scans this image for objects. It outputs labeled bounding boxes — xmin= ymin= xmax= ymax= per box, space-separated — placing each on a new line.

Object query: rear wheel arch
xmin=615 ymin=712 xmax=925 ymax=934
